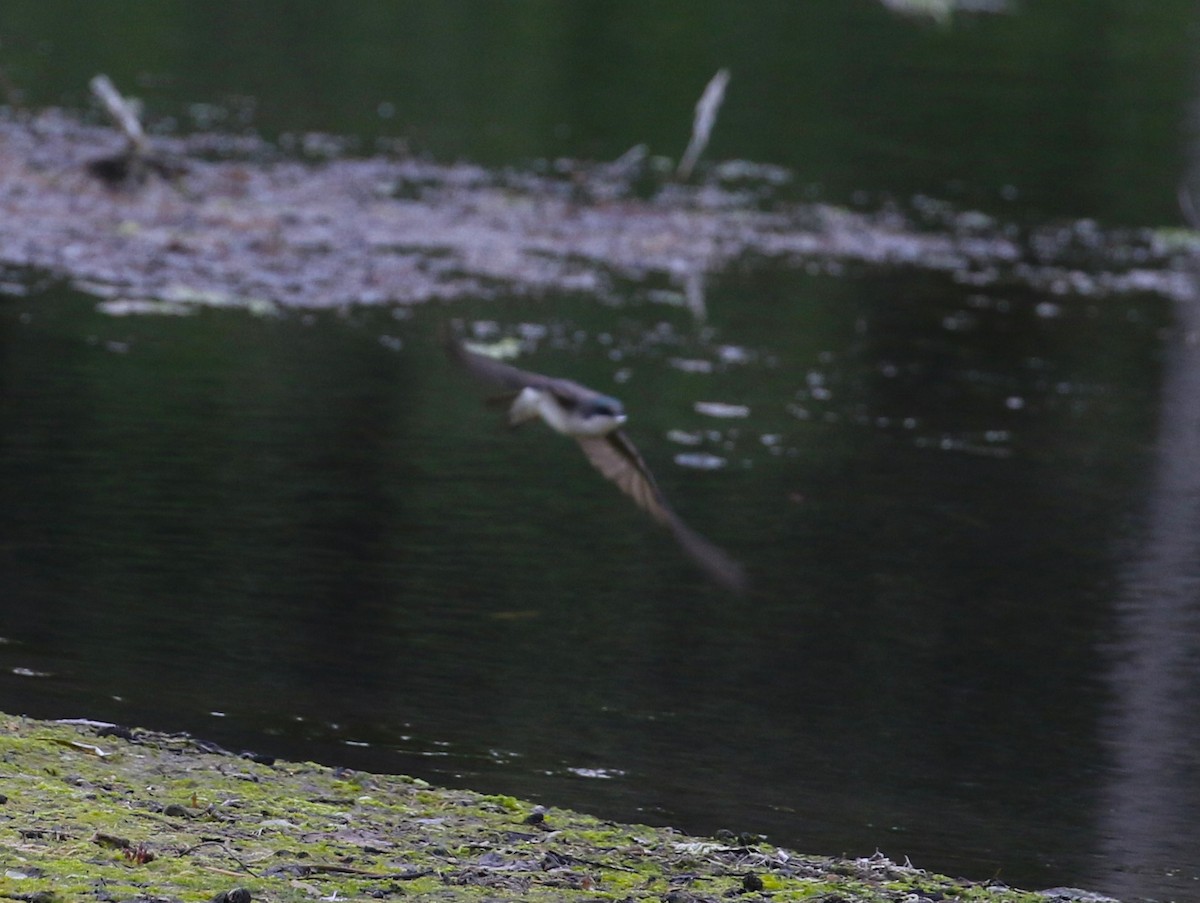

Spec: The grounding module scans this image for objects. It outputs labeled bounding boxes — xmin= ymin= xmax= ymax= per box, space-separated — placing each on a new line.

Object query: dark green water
xmin=3 ymin=4 xmax=1200 ymax=901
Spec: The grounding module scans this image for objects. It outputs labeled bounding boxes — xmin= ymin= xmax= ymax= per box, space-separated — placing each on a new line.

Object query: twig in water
xmin=89 ymin=74 xmax=149 ymax=155
xmin=1179 ymin=182 xmax=1200 ymax=229
xmin=677 ymin=68 xmax=730 ymax=180
xmin=86 ymin=73 xmax=186 ymax=187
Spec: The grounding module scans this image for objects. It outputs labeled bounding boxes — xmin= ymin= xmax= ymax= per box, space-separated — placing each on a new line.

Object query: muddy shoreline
xmin=0 ymin=714 xmax=1100 ymax=903
xmin=2 ymin=108 xmax=1194 ymax=312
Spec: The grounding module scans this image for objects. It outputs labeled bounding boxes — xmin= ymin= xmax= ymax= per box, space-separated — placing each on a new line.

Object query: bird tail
xmin=666 ymin=516 xmax=749 ymax=595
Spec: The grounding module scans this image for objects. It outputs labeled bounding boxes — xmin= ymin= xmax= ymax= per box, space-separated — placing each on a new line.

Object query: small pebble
xmin=210 ymin=889 xmax=251 ymax=903
xmin=524 ymin=805 xmax=547 ymax=825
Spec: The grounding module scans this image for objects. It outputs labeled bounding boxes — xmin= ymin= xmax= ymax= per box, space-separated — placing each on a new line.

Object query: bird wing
xmin=443 ymin=331 xmax=546 ymax=390
xmin=577 ymin=433 xmax=669 ymax=525
xmin=577 ymin=433 xmax=748 ymax=594
xmin=443 ymin=330 xmax=596 ymax=410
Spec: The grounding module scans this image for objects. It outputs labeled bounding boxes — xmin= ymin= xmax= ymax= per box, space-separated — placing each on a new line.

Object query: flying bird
xmin=444 ymin=329 xmax=747 ymax=593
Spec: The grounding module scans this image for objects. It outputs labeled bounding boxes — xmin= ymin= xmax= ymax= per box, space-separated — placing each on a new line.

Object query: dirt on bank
xmin=0 ymin=714 xmax=1085 ymax=903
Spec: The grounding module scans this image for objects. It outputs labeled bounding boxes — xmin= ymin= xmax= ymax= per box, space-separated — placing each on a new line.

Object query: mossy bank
xmin=0 ymin=714 xmax=1096 ymax=903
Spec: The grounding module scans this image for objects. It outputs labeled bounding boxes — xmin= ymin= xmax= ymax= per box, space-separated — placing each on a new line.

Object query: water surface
xmin=3 ymin=3 xmax=1200 ymax=901
xmin=2 ymin=268 xmax=1194 ymax=901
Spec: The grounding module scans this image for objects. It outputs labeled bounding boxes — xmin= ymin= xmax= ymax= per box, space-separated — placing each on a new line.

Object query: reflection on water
xmin=1 ymin=269 xmax=1194 ymax=901
xmin=1100 ymin=286 xmax=1200 ymax=902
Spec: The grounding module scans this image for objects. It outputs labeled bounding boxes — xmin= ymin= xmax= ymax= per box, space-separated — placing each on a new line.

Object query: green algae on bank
xmin=0 ymin=715 xmax=1073 ymax=903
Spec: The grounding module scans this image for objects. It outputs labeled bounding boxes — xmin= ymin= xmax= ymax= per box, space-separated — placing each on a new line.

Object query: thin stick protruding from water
xmin=677 ymin=68 xmax=730 ymax=181
xmin=89 ymin=74 xmax=148 ymax=155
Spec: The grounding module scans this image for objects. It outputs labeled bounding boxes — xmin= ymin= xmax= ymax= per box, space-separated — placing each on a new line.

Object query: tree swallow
xmin=445 ymin=329 xmax=747 ymax=593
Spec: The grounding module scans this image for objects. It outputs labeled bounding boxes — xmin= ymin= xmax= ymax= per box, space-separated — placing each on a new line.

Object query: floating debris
xmin=646 ymin=289 xmax=688 ymax=307
xmin=669 ymin=357 xmax=714 ymax=374
xmin=97 ymin=299 xmax=195 ymax=317
xmin=1 ymin=104 xmax=1197 ymax=311
xmin=674 ymin=452 xmax=727 ymax=471
xmin=565 ymin=766 xmax=625 ymax=780
xmin=694 ymin=401 xmax=750 ymax=418
xmin=666 ymin=429 xmax=705 ymax=446
xmin=155 ymin=284 xmax=277 ymax=317
xmin=717 ymin=344 xmax=752 ymax=364
xmin=879 ymin=0 xmax=1011 ymax=25
xmin=11 ymin=667 xmax=52 ymax=678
